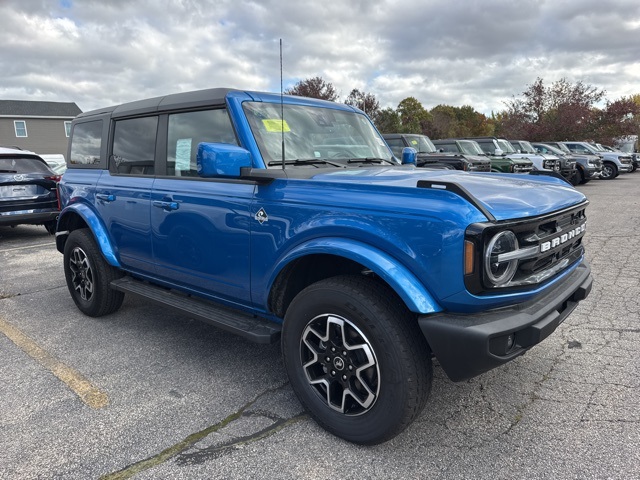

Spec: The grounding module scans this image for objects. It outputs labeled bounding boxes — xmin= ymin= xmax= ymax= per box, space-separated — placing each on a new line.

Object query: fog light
xmin=489 ymin=333 xmax=517 ymax=356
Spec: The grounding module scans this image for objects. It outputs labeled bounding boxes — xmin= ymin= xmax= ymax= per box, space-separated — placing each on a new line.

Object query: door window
xmin=112 ymin=116 xmax=158 ymax=175
xmin=166 ymin=109 xmax=237 ymax=177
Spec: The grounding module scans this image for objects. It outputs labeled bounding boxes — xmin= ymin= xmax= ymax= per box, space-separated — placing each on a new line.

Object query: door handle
xmin=152 ymin=200 xmax=179 ymax=211
xmin=96 ymin=193 xmax=115 ymax=202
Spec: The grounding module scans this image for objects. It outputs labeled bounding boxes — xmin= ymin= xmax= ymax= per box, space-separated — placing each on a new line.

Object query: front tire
xmin=63 ymin=229 xmax=124 ymax=317
xmin=600 ymin=162 xmax=617 ymax=180
xmin=282 ymin=275 xmax=432 ymax=445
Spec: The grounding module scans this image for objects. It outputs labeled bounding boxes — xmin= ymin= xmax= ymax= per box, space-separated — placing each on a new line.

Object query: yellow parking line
xmin=0 ymin=317 xmax=108 ymax=409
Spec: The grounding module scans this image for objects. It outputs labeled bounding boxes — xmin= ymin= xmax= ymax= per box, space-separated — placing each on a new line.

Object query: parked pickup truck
xmin=56 ymin=88 xmax=592 ymax=445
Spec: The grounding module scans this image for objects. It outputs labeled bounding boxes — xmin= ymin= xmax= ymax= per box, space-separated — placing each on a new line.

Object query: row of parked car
xmin=383 ymin=134 xmax=638 ymax=185
xmin=1 ymin=128 xmax=638 ymax=236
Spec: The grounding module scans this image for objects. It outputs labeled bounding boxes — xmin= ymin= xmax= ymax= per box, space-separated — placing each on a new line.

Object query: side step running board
xmin=110 ymin=277 xmax=281 ymax=344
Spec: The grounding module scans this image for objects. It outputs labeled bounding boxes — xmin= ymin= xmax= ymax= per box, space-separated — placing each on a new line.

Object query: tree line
xmin=285 ymin=76 xmax=640 ymax=146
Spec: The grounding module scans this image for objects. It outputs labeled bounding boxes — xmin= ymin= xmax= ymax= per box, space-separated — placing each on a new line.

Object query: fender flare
xmin=269 ymin=238 xmax=442 ymax=314
xmin=57 ymin=203 xmax=121 ymax=268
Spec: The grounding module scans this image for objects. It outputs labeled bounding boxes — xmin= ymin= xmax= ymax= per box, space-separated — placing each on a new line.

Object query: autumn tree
xmin=428 ymin=104 xmax=493 ymax=138
xmin=590 ymin=97 xmax=640 ymax=145
xmin=285 ymin=76 xmax=338 ymax=101
xmin=374 ymin=107 xmax=401 ymax=133
xmin=497 ymin=77 xmax=606 ymax=141
xmin=344 ymin=88 xmax=381 ymax=122
xmin=397 ymin=97 xmax=431 ymax=134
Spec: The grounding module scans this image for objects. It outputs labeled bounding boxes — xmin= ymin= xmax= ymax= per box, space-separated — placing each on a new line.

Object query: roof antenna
xmin=280 ymin=39 xmax=285 ymax=171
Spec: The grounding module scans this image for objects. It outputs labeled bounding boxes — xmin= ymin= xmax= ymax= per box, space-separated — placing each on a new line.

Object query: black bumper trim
xmin=418 ymin=262 xmax=592 ymax=382
xmin=0 ymin=211 xmax=59 ymax=227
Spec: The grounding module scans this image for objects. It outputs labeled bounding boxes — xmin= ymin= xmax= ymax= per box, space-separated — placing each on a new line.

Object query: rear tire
xmin=282 ymin=275 xmax=432 ymax=445
xmin=63 ymin=229 xmax=124 ymax=317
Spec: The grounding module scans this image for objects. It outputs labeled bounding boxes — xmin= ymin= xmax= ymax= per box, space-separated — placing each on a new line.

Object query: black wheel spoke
xmin=301 ymin=314 xmax=379 ymax=415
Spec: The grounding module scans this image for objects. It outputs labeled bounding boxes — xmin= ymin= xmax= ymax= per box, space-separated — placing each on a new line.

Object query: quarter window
xmin=166 ymin=109 xmax=237 ymax=177
xmin=112 ymin=116 xmax=158 ymax=175
xmin=70 ymin=121 xmax=103 ymax=165
xmin=64 ymin=121 xmax=72 ymax=137
xmin=14 ymin=120 xmax=27 ymax=137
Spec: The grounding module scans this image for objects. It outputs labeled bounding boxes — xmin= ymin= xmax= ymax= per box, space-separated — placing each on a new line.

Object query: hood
xmin=313 ymin=168 xmax=586 ymax=222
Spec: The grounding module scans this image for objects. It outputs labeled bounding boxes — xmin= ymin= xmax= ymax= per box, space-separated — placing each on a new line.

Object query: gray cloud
xmin=1 ymin=0 xmax=638 ymax=115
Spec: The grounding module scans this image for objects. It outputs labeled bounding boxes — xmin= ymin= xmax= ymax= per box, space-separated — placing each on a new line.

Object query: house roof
xmin=0 ymin=100 xmax=82 ymax=117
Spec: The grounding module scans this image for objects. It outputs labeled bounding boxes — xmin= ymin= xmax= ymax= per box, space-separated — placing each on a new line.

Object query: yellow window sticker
xmin=262 ymin=119 xmax=291 ymax=132
xmin=410 ymin=140 xmax=418 ymax=145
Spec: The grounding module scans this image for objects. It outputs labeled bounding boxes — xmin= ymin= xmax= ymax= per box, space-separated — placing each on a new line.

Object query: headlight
xmin=485 ymin=231 xmax=519 ymax=287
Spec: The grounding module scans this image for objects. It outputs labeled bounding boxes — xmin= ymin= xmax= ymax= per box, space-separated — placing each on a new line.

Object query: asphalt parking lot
xmin=1 ymin=174 xmax=639 ymax=480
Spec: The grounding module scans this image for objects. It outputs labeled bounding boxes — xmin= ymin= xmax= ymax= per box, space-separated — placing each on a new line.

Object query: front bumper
xmin=586 ymin=167 xmax=601 ymax=179
xmin=418 ymin=261 xmax=592 ymax=382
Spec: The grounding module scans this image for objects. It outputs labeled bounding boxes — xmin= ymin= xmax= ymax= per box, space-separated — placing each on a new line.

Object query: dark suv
xmin=0 ymin=146 xmax=60 ymax=233
xmin=383 ymin=134 xmax=490 ymax=171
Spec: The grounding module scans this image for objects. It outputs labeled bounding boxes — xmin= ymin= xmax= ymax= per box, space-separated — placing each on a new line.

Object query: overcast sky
xmin=1 ymin=0 xmax=639 ymax=115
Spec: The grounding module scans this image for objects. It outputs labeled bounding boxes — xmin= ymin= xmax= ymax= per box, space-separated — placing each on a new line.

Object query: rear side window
xmin=166 ymin=109 xmax=237 ymax=177
xmin=0 ymin=156 xmax=52 ymax=174
xmin=435 ymin=143 xmax=457 ymax=153
xmin=70 ymin=121 xmax=103 ymax=165
xmin=385 ymin=138 xmax=405 ymax=157
xmin=112 ymin=116 xmax=158 ymax=175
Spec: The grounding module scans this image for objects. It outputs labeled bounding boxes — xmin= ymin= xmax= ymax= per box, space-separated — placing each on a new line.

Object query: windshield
xmin=537 ymin=144 xmax=564 ymax=156
xmin=520 ymin=141 xmax=537 ymax=154
xmin=497 ymin=139 xmax=517 ymax=153
xmin=404 ymin=135 xmax=436 ymax=153
xmin=555 ymin=143 xmax=571 ymax=154
xmin=459 ymin=140 xmax=484 ymax=155
xmin=592 ymin=143 xmax=605 ymax=152
xmin=243 ymin=102 xmax=393 ymax=167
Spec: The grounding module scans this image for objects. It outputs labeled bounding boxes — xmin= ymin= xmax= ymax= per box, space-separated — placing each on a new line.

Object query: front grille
xmin=465 ymin=202 xmax=588 ymax=294
xmin=469 ymin=164 xmax=491 ymax=172
xmin=513 ymin=164 xmax=533 ymax=173
xmin=513 ymin=207 xmax=586 ymax=283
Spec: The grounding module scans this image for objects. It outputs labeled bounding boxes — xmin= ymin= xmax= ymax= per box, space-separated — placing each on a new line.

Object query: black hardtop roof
xmin=432 ymin=138 xmax=475 ymax=143
xmin=76 ymin=87 xmax=239 ymax=120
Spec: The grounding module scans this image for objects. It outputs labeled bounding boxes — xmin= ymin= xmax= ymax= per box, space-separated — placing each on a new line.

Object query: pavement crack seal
xmin=0 ymin=317 xmax=108 ymax=409
xmin=101 ymin=382 xmax=304 ymax=480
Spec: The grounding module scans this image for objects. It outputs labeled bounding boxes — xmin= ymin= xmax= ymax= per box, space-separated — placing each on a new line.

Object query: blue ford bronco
xmin=57 ymin=88 xmax=592 ymax=444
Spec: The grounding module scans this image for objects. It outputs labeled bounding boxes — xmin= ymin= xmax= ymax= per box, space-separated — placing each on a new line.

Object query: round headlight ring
xmin=485 ymin=230 xmax=519 ymax=287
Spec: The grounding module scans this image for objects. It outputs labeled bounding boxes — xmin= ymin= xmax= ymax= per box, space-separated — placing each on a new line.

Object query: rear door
xmin=95 ymin=116 xmax=158 ymax=274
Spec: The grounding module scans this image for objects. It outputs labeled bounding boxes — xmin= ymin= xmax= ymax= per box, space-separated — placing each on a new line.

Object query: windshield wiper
xmin=0 ymin=169 xmax=19 ymax=173
xmin=268 ymin=158 xmax=346 ymax=168
xmin=347 ymin=157 xmax=396 ymax=165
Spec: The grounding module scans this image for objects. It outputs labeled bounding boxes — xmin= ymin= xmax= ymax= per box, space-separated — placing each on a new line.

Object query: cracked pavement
xmin=1 ymin=174 xmax=638 ymax=479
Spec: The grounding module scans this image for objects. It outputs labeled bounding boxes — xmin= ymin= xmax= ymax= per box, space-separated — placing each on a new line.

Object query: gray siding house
xmin=0 ymin=100 xmax=82 ymax=159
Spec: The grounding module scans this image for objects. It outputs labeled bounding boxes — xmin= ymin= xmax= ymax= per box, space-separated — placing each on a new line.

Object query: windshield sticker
xmin=410 ymin=140 xmax=418 ymax=145
xmin=262 ymin=119 xmax=291 ymax=133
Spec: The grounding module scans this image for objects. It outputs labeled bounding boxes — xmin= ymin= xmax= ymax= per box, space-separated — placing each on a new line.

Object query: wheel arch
xmin=56 ymin=203 xmax=121 ymax=267
xmin=267 ymin=238 xmax=442 ymax=318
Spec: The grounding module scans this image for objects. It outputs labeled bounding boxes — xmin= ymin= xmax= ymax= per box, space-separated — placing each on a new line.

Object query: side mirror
xmin=438 ymin=148 xmax=445 ymax=153
xmin=401 ymin=147 xmax=417 ymax=165
xmin=494 ymin=148 xmax=504 ymax=156
xmin=197 ymin=143 xmax=252 ymax=177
